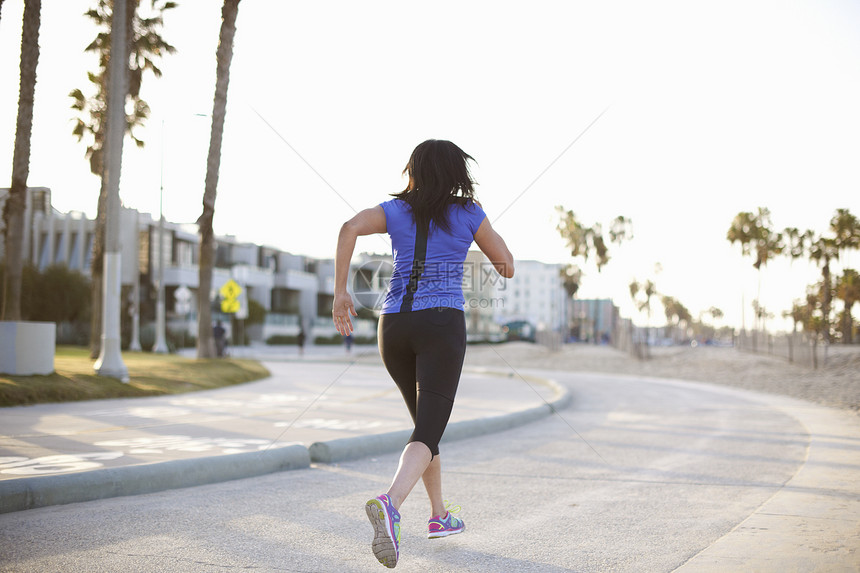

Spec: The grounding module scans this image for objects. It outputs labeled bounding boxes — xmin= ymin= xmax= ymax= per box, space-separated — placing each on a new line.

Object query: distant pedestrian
xmin=213 ymin=321 xmax=226 ymax=357
xmin=333 ymin=139 xmax=514 ymax=568
xmin=297 ymin=324 xmax=306 ymax=357
xmin=344 ymin=333 xmax=353 ymax=353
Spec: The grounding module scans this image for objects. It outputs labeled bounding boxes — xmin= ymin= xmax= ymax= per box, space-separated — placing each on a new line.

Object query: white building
xmin=5 ymin=188 xmax=569 ymax=345
xmin=493 ymin=259 xmax=568 ymax=333
xmin=463 ymin=250 xmax=505 ymax=341
xmin=0 ymin=187 xmax=365 ymax=345
xmin=571 ymin=298 xmax=620 ymax=344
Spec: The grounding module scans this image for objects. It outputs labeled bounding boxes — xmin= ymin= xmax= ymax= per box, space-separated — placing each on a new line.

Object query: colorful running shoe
xmin=365 ymin=493 xmax=401 ymax=568
xmin=427 ymin=501 xmax=465 ymax=539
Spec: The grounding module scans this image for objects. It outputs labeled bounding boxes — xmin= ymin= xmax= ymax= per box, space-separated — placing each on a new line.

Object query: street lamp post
xmin=153 ymin=119 xmax=169 ymax=353
xmin=129 ymin=209 xmax=142 ymax=351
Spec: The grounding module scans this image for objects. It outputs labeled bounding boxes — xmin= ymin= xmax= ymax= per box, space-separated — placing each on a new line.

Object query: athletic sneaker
xmin=365 ymin=494 xmax=401 ymax=568
xmin=427 ymin=502 xmax=465 ymax=539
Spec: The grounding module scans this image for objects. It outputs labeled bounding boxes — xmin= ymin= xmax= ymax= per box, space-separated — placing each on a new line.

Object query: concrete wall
xmin=0 ymin=321 xmax=55 ymax=375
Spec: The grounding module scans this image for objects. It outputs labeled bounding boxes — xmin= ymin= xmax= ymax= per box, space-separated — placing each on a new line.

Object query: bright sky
xmin=1 ymin=0 xmax=859 ymax=331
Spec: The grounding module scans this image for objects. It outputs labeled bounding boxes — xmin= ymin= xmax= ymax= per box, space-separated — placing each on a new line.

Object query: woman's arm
xmin=474 ymin=217 xmax=515 ymax=279
xmin=333 ymin=206 xmax=387 ymax=335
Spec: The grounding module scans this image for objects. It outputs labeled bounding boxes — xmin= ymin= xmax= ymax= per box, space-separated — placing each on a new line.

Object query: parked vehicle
xmin=502 ymin=321 xmax=536 ymax=342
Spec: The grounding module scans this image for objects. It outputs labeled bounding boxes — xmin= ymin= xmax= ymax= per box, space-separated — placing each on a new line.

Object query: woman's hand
xmin=332 ymin=291 xmax=358 ymax=335
xmin=333 ymin=206 xmax=386 ymax=337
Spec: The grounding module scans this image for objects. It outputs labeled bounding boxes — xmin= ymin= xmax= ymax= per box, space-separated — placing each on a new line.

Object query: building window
xmin=176 ymin=241 xmax=194 ymax=267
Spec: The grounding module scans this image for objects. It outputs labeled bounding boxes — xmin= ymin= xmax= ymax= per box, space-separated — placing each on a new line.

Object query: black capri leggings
xmin=378 ymin=307 xmax=467 ymax=458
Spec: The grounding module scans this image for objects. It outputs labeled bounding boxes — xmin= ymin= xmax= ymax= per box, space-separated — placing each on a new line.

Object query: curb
xmin=0 ymin=374 xmax=569 ymax=514
xmin=0 ymin=444 xmax=310 ymax=514
xmin=309 ymin=374 xmax=570 ymax=463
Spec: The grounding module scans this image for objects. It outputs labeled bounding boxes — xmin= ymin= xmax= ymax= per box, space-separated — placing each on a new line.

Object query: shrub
xmin=266 ymin=334 xmax=298 ymax=345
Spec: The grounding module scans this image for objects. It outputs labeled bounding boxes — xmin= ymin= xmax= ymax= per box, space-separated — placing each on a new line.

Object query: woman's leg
xmin=385 ymin=441 xmax=432 ymax=510
xmin=384 ymin=390 xmax=453 ymax=512
xmin=383 ymin=444 xmax=446 ymax=517
xmin=377 ymin=309 xmax=466 ymax=514
xmin=409 ymin=309 xmax=466 ymax=516
xmin=421 ymin=454 xmax=446 ymax=518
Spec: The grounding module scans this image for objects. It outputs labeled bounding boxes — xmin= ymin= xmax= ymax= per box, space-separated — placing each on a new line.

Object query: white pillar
xmin=129 ymin=211 xmax=142 ymax=351
xmin=76 ymin=214 xmax=86 ymax=270
xmin=45 ymin=210 xmax=54 ymax=268
xmin=153 ymin=217 xmax=168 ymax=353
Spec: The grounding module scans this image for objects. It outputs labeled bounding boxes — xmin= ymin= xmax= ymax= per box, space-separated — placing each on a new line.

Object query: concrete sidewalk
xmin=0 ymin=358 xmax=569 ymax=513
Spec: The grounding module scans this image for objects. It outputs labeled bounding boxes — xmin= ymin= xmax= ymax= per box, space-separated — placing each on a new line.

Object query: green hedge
xmin=266 ymin=334 xmax=299 ymax=345
xmin=266 ymin=334 xmax=376 ymax=346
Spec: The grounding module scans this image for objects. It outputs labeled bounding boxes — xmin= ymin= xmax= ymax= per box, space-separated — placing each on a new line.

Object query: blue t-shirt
xmin=380 ymin=198 xmax=487 ymax=314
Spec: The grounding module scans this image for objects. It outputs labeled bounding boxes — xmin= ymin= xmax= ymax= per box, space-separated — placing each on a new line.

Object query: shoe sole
xmin=366 ymin=499 xmax=398 ymax=568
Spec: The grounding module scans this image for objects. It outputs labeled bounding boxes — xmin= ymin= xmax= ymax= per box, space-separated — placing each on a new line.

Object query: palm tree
xmin=197 ymin=0 xmax=241 ymax=358
xmin=752 ymin=299 xmax=775 ymax=339
xmin=727 ymin=211 xmax=756 ymax=257
xmin=661 ymin=295 xmax=680 ymax=341
xmin=836 ymin=269 xmax=859 ymax=344
xmin=559 ymin=263 xmax=582 ymax=338
xmin=752 ymin=215 xmax=784 ymax=272
xmin=782 ymin=300 xmax=807 ymax=363
xmin=784 ymin=301 xmax=804 ymax=336
xmin=831 ymin=208 xmax=860 ymax=258
xmin=727 ymin=208 xmax=783 ymax=345
xmin=2 ymin=0 xmax=40 ymax=322
xmin=831 ymin=210 xmax=859 ymax=342
xmin=677 ymin=302 xmax=692 ymax=337
xmin=803 ymin=285 xmax=826 ymax=368
xmin=560 ymin=264 xmax=582 ymax=299
xmin=556 ymin=207 xmax=631 ymax=272
xmin=628 ymin=279 xmax=639 ymax=303
xmin=609 ymin=215 xmax=634 ymax=246
xmin=786 ymin=210 xmax=859 ymax=347
xmin=783 ymin=226 xmax=813 ymax=260
xmin=808 ymin=235 xmax=839 ymax=345
xmin=70 ymin=0 xmax=176 ymax=356
xmin=629 ymin=277 xmax=657 ymax=346
xmin=708 ymin=306 xmax=723 ymax=324
xmin=642 ymin=279 xmax=657 ymax=343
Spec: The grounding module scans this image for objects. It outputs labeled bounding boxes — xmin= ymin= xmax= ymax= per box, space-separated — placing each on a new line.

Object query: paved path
xmin=1 ymin=366 xmax=858 ymax=571
xmin=0 ymin=361 xmax=552 ymax=477
xmin=0 ymin=359 xmax=561 ymax=511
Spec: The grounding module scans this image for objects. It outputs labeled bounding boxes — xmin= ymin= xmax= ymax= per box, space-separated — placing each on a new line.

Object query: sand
xmin=461 ymin=342 xmax=860 ymax=414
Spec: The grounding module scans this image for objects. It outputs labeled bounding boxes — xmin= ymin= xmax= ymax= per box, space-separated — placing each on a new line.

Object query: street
xmin=2 ymin=369 xmax=857 ymax=572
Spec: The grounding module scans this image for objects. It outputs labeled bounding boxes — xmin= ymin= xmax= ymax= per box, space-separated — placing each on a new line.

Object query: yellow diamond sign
xmin=220 ymin=298 xmax=240 ymax=313
xmin=219 ymin=279 xmax=242 ymax=301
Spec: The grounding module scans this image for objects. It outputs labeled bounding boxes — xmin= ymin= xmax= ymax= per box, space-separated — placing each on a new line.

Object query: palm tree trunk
xmin=847 ymin=302 xmax=855 ymax=344
xmin=822 ymin=260 xmax=832 ymax=345
xmin=89 ymin=0 xmax=137 ymax=358
xmin=197 ymin=0 xmax=240 ymax=358
xmin=2 ymin=0 xmax=40 ymax=322
xmin=89 ymin=177 xmax=107 ymax=357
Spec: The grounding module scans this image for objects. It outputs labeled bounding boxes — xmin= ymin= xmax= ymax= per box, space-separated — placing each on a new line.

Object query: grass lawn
xmin=0 ymin=346 xmax=270 ymax=407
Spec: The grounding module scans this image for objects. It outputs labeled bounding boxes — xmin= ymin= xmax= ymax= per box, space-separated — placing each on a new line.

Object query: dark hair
xmin=392 ymin=139 xmax=477 ymax=234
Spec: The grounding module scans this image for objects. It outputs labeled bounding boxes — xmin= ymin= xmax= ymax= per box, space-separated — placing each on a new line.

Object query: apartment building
xmin=492 ymin=259 xmax=568 ymax=333
xmin=0 ymin=187 xmax=500 ymax=343
xmin=571 ymin=298 xmax=620 ymax=344
xmin=0 ymin=187 xmax=349 ymax=342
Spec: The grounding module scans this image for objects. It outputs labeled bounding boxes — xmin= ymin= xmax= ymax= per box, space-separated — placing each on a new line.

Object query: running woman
xmin=333 ymin=139 xmax=514 ymax=568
